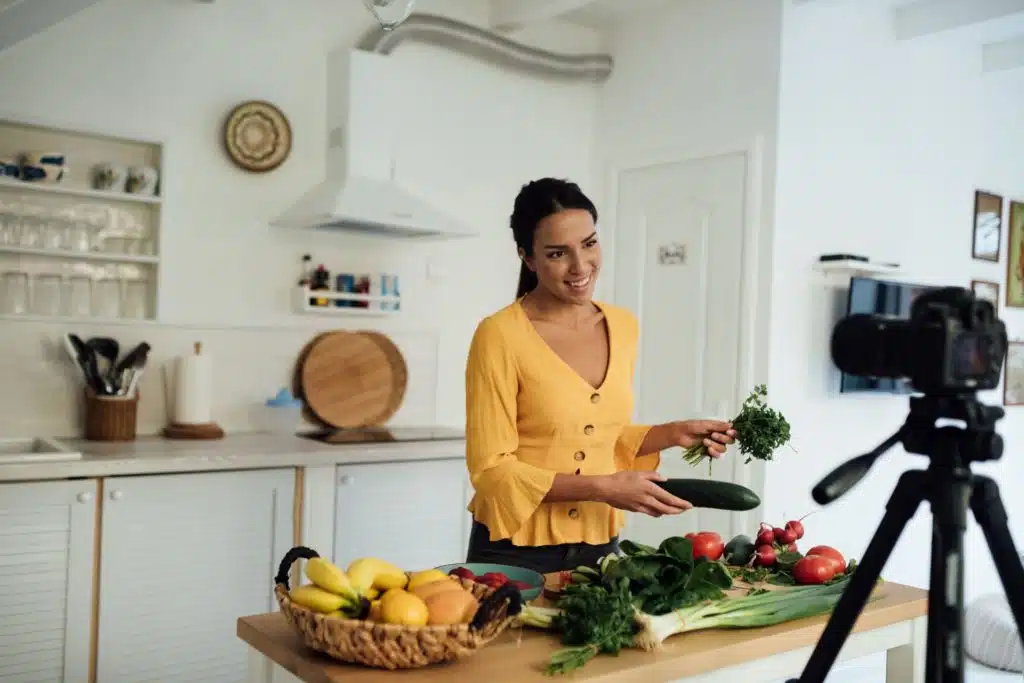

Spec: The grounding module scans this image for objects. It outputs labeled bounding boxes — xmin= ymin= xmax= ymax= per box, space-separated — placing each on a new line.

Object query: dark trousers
xmin=465 ymin=520 xmax=619 ymax=575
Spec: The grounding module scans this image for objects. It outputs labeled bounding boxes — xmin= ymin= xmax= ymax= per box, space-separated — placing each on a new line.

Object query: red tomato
xmin=793 ymin=555 xmax=836 ymax=584
xmin=805 ymin=545 xmax=846 ymax=573
xmin=687 ymin=532 xmax=725 ymax=561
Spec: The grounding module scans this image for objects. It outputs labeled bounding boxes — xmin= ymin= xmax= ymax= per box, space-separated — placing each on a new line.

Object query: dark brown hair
xmin=510 ymin=178 xmax=598 ymax=298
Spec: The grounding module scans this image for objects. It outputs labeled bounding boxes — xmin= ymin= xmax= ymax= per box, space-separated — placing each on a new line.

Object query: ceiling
xmin=560 ymin=0 xmax=678 ymax=29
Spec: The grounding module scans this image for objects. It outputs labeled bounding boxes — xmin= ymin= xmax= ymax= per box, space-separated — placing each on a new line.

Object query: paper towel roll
xmin=173 ymin=343 xmax=212 ymax=425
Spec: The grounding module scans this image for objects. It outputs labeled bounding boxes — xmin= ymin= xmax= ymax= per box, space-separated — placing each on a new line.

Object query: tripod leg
xmin=924 ymin=526 xmax=943 ymax=682
xmin=788 ymin=471 xmax=926 ymax=682
xmin=970 ymin=476 xmax=1024 ymax=638
xmin=924 ymin=464 xmax=972 ymax=683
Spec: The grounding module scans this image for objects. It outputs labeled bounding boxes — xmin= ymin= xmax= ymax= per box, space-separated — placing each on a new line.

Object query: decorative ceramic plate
xmin=223 ymin=100 xmax=292 ymax=172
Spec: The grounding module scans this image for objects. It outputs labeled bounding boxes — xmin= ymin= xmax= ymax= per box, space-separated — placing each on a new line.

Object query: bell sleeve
xmin=465 ymin=317 xmax=556 ymax=541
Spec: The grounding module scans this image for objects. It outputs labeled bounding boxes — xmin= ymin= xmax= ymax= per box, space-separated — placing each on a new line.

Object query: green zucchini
xmin=655 ymin=479 xmax=761 ymax=511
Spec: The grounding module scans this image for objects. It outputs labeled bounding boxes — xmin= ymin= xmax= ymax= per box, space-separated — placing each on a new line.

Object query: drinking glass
xmin=31 ymin=274 xmax=62 ymax=316
xmin=121 ymin=279 xmax=148 ymax=319
xmin=0 ymin=271 xmax=28 ymax=314
xmin=65 ymin=275 xmax=91 ymax=317
xmin=92 ymin=278 xmax=120 ymax=318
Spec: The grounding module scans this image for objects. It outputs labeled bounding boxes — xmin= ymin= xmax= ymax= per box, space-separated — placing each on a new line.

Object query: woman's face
xmin=521 ymin=208 xmax=601 ymax=304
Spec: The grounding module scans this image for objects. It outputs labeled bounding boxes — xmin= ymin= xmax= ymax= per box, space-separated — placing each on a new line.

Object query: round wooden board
xmin=223 ymin=100 xmax=292 ymax=173
xmin=299 ymin=330 xmax=407 ymax=428
xmin=292 ymin=333 xmax=331 ymax=428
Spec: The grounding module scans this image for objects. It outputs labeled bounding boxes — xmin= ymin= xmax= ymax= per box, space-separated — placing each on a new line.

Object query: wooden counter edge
xmin=237 ymin=582 xmax=928 ymax=683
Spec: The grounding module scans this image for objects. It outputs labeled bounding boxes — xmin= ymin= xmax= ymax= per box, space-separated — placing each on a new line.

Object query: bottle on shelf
xmin=309 ymin=264 xmax=331 ymax=307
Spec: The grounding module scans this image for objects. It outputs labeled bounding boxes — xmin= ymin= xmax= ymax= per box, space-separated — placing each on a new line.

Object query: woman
xmin=464 ymin=177 xmax=737 ymax=575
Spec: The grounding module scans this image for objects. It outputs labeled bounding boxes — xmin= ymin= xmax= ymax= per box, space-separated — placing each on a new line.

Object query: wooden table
xmin=239 ymin=582 xmax=927 ymax=683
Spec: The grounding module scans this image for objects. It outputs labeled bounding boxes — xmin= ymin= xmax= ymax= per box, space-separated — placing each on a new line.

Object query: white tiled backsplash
xmin=0 ymin=318 xmax=441 ymax=438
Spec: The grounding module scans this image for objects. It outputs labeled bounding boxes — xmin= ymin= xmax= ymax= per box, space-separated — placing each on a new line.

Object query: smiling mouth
xmin=565 ymin=274 xmax=592 ymax=291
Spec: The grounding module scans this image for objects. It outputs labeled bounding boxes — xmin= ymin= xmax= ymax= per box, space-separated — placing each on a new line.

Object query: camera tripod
xmin=786 ymin=394 xmax=1024 ymax=683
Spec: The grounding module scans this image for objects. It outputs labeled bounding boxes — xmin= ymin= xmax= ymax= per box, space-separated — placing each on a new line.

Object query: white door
xmin=612 ymin=151 xmax=751 ymax=547
xmin=97 ymin=469 xmax=295 ymax=683
xmin=0 ymin=479 xmax=96 ymax=683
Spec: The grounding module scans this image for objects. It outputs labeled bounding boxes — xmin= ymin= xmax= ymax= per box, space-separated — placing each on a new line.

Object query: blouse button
xmin=590 ymin=392 xmax=600 ymax=404
xmin=568 ymin=508 xmax=580 ymax=520
xmin=574 ymin=451 xmax=586 ymax=462
xmin=583 ymin=424 xmax=594 ymax=436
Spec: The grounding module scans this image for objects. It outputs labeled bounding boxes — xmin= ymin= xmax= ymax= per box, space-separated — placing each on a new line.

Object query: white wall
xmin=596 ymin=0 xmax=782 ymax=540
xmin=0 ymin=0 xmax=602 ymax=435
xmin=770 ymin=0 xmax=1024 ymax=604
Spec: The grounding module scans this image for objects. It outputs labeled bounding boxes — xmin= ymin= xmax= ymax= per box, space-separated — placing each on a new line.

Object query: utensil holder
xmin=84 ymin=390 xmax=138 ymax=442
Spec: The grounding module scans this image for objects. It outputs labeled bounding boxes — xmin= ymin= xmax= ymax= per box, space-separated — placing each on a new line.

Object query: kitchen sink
xmin=0 ymin=437 xmax=82 ymax=464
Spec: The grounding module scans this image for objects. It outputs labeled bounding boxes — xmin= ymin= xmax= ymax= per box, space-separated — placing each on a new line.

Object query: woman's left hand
xmin=674 ymin=420 xmax=737 ymax=456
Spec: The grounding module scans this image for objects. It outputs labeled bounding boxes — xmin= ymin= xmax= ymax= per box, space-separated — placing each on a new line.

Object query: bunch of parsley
xmin=683 ymin=384 xmax=792 ymax=471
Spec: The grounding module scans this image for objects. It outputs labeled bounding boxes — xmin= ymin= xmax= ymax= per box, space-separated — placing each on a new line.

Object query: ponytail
xmin=516 ymin=261 xmax=538 ymax=299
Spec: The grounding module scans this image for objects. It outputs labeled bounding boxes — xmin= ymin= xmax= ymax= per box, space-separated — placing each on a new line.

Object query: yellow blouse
xmin=464 ymin=298 xmax=657 ymax=547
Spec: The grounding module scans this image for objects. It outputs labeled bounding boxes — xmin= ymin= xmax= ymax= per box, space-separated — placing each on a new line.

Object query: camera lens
xmin=831 ymin=314 xmax=908 ymax=379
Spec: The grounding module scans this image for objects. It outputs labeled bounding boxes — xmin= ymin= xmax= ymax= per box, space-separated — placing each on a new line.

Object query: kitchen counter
xmin=0 ymin=431 xmax=465 ymax=482
xmin=239 ymin=583 xmax=928 ymax=683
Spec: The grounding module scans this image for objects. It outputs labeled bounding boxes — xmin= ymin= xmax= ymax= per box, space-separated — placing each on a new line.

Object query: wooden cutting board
xmin=297 ymin=330 xmax=408 ymax=428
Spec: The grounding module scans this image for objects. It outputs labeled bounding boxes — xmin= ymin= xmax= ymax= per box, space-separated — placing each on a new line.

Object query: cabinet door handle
xmin=109 ymin=489 xmax=124 ymax=501
xmin=339 ymin=475 xmax=355 ymax=486
xmin=76 ymin=492 xmax=93 ymax=503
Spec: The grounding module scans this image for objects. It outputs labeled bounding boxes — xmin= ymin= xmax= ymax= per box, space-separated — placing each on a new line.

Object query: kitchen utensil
xmin=112 ymin=341 xmax=150 ymax=395
xmin=86 ymin=337 xmax=119 ymax=393
xmin=298 ymin=330 xmax=407 ymax=429
xmin=67 ymin=333 xmax=108 ymax=395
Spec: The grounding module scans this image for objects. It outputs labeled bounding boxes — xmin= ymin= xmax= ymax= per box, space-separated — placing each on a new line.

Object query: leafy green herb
xmin=683 ymin=384 xmax=793 ymax=472
xmin=544 ymin=578 xmax=638 ymax=675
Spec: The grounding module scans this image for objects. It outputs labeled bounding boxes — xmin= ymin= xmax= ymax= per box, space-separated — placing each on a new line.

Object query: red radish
xmin=787 ymin=542 xmax=798 ymax=553
xmin=785 ymin=512 xmax=814 ymax=540
xmin=792 ymin=556 xmax=836 ymax=584
xmin=686 ymin=531 xmax=725 ymax=561
xmin=753 ymin=544 xmax=777 ymax=567
xmin=775 ymin=527 xmax=797 ymax=545
xmin=805 ymin=545 xmax=846 ymax=573
xmin=755 ymin=523 xmax=775 ymax=546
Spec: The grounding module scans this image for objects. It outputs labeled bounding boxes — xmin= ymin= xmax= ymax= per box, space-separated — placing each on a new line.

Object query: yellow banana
xmin=289 ymin=584 xmax=346 ymax=613
xmin=305 ymin=557 xmax=360 ymax=603
xmin=347 ymin=557 xmax=408 ymax=593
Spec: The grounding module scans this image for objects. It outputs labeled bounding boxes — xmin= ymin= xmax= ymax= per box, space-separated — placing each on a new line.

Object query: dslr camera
xmin=830 ymin=286 xmax=1007 ymax=396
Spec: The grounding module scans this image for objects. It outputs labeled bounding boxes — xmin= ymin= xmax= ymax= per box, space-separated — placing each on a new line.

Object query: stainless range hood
xmin=271 ymin=48 xmax=476 ymax=239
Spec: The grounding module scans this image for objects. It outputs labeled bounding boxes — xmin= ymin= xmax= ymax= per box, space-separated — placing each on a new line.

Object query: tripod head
xmin=812 ymin=393 xmax=1005 ymax=506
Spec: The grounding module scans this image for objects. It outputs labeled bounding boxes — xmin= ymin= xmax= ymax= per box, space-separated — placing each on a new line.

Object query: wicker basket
xmin=84 ymin=389 xmax=138 ymax=441
xmin=274 ymin=546 xmax=523 ymax=670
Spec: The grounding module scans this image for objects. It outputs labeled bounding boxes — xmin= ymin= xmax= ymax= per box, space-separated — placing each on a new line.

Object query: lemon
xmin=379 ymin=588 xmax=429 ymax=626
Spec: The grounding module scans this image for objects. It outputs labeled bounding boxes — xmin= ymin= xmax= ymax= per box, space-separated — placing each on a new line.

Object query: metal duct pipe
xmin=359 ymin=13 xmax=613 ymax=83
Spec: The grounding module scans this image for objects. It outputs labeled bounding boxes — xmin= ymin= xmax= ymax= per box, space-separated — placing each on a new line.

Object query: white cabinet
xmin=333 ymin=459 xmax=469 ymax=572
xmin=0 ymin=479 xmax=96 ymax=683
xmin=96 ymin=469 xmax=294 ymax=683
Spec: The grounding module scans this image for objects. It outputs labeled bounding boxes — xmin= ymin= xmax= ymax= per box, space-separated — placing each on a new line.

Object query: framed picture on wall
xmin=1006 ymin=200 xmax=1024 ymax=307
xmin=973 ymin=190 xmax=1003 ymax=262
xmin=971 ymin=279 xmax=1000 ymax=309
xmin=1004 ymin=341 xmax=1024 ymax=406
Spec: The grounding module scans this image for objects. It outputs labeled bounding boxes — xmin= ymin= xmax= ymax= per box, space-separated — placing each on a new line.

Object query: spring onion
xmin=632 ymin=582 xmax=856 ymax=651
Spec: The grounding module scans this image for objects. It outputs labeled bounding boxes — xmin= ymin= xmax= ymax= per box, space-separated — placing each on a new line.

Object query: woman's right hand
xmin=597 ymin=471 xmax=692 ymax=517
